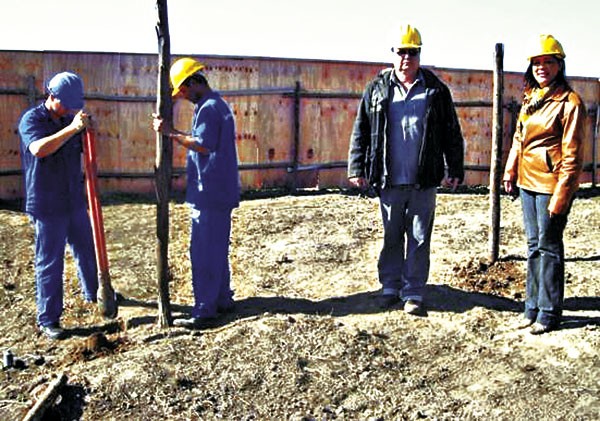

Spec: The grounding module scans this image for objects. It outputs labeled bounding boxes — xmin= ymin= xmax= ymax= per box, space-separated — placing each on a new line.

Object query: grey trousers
xmin=378 ymin=186 xmax=437 ymax=302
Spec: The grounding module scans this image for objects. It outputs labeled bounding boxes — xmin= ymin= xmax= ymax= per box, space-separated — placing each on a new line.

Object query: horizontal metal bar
xmin=0 ymin=88 xmax=30 ymax=95
xmin=2 ymin=162 xmax=599 ymax=178
xmin=456 ymin=101 xmax=492 ymax=108
xmin=239 ymin=162 xmax=292 ymax=170
xmin=0 ymin=169 xmax=22 ymax=176
xmin=0 ymin=85 xmax=499 ymax=106
xmin=464 ymin=164 xmax=491 ymax=172
xmin=223 ymin=87 xmax=297 ymax=96
xmin=85 ymin=93 xmax=156 ymax=103
xmin=296 ymin=161 xmax=348 ymax=171
xmin=284 ymin=91 xmax=362 ymax=99
xmin=2 ymin=87 xmax=595 ymax=115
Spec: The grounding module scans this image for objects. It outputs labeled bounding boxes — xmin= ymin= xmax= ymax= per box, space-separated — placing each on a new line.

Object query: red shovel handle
xmin=83 ymin=129 xmax=109 ymax=273
xmin=83 ymin=128 xmax=117 ymax=318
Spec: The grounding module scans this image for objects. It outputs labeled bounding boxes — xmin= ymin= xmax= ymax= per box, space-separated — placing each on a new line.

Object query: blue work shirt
xmin=186 ymin=91 xmax=240 ymax=210
xmin=18 ymin=103 xmax=86 ymax=217
xmin=388 ymin=70 xmax=427 ymax=185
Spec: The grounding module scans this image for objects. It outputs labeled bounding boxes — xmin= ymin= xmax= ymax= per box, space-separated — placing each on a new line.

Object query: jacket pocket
xmin=545 ymin=145 xmax=561 ymax=173
xmin=526 ymin=147 xmax=554 ymax=174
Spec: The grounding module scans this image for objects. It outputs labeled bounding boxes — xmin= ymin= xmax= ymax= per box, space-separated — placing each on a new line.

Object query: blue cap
xmin=47 ymin=72 xmax=84 ymax=110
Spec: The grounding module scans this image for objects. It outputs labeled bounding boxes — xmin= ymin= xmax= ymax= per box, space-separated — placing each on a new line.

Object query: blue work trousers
xmin=520 ymin=188 xmax=568 ymax=327
xmin=33 ymin=206 xmax=98 ymax=327
xmin=190 ymin=207 xmax=234 ymax=318
xmin=378 ymin=186 xmax=437 ymax=302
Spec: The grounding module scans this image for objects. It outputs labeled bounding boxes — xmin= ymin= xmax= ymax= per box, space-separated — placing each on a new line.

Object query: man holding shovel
xmin=18 ymin=71 xmax=99 ymax=340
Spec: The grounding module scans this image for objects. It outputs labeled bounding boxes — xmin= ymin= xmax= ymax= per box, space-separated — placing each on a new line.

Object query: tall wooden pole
xmin=592 ymin=102 xmax=599 ymax=187
xmin=155 ymin=0 xmax=173 ymax=327
xmin=488 ymin=43 xmax=504 ymax=264
xmin=291 ymin=81 xmax=301 ymax=193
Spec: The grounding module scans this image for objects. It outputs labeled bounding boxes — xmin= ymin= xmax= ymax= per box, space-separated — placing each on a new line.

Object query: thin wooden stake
xmin=489 ymin=43 xmax=504 ymax=264
xmin=154 ymin=0 xmax=173 ymax=327
xmin=22 ymin=373 xmax=67 ymax=421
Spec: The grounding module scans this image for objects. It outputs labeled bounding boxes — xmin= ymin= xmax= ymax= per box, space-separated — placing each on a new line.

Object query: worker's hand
xmin=445 ymin=177 xmax=460 ymax=191
xmin=348 ymin=176 xmax=368 ymax=188
xmin=152 ymin=113 xmax=163 ymax=133
xmin=152 ymin=113 xmax=175 ymax=136
xmin=70 ymin=110 xmax=90 ymax=133
xmin=503 ymin=180 xmax=518 ymax=199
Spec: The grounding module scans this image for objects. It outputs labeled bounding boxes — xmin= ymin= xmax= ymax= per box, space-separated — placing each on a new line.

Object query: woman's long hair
xmin=524 ymin=56 xmax=570 ymax=90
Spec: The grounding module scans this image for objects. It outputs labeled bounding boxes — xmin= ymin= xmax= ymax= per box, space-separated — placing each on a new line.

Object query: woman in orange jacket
xmin=503 ymin=35 xmax=585 ymax=334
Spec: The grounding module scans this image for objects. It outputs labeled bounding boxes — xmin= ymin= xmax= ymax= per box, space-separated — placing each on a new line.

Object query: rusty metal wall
xmin=1 ymin=50 xmax=598 ymax=200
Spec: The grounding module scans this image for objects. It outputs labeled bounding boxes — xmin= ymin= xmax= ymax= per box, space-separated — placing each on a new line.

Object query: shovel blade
xmin=98 ymin=272 xmax=118 ymax=319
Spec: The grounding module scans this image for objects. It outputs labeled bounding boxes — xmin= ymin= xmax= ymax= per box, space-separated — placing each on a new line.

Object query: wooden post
xmin=489 ymin=43 xmax=504 ymax=264
xmin=155 ymin=0 xmax=173 ymax=327
xmin=592 ymin=104 xmax=599 ymax=187
xmin=26 ymin=76 xmax=36 ymax=106
xmin=291 ymin=81 xmax=301 ymax=193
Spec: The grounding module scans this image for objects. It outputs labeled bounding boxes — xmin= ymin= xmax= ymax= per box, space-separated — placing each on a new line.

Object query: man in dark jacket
xmin=348 ymin=24 xmax=464 ymax=315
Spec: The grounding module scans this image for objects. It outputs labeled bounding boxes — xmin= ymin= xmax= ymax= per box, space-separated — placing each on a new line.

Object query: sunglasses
xmin=392 ymin=48 xmax=420 ymax=57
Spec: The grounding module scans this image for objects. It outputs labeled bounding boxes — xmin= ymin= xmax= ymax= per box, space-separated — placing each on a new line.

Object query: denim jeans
xmin=378 ymin=186 xmax=436 ymax=302
xmin=520 ymin=188 xmax=569 ymax=327
xmin=33 ymin=206 xmax=98 ymax=327
xmin=190 ymin=207 xmax=234 ymax=318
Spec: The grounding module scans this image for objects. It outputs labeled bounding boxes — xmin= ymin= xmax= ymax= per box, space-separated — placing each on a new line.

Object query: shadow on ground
xmin=117 ymin=285 xmax=527 ymax=328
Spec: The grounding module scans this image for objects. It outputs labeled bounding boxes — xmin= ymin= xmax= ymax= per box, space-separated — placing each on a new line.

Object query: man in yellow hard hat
xmin=153 ymin=57 xmax=240 ymax=328
xmin=348 ymin=24 xmax=464 ymax=315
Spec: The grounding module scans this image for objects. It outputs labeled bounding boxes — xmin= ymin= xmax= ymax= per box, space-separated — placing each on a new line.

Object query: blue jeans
xmin=33 ymin=206 xmax=98 ymax=327
xmin=378 ymin=186 xmax=436 ymax=302
xmin=520 ymin=188 xmax=568 ymax=327
xmin=190 ymin=207 xmax=234 ymax=318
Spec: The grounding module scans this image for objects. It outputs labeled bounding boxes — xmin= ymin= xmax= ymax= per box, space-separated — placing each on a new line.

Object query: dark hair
xmin=182 ymin=72 xmax=208 ymax=88
xmin=524 ymin=56 xmax=569 ymax=90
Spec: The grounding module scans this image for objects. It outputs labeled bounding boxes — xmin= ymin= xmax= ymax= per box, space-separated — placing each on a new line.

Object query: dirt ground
xmin=1 ymin=187 xmax=599 ymax=420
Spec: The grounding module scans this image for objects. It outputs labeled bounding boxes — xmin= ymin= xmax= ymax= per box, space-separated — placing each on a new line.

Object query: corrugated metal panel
xmin=0 ymin=50 xmax=598 ymax=199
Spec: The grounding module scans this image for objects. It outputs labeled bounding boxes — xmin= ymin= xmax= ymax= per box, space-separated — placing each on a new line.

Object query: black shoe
xmin=173 ymin=317 xmax=217 ymax=329
xmin=376 ymin=294 xmax=401 ymax=309
xmin=39 ymin=323 xmax=67 ymax=340
xmin=404 ymin=300 xmax=425 ymax=316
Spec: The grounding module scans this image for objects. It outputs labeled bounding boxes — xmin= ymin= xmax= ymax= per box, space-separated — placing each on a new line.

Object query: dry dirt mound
xmin=1 ymin=191 xmax=599 ymax=419
xmin=450 ymin=259 xmax=526 ymax=299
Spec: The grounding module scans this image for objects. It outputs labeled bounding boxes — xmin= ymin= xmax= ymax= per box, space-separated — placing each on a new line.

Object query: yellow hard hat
xmin=391 ymin=24 xmax=422 ymax=49
xmin=170 ymin=57 xmax=206 ymax=96
xmin=528 ymin=35 xmax=565 ymax=61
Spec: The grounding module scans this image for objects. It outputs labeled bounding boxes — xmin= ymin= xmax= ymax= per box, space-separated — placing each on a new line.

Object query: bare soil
xmin=1 ymin=188 xmax=599 ymax=420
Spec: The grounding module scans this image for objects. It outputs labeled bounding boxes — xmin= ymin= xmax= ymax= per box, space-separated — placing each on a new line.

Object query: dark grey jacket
xmin=348 ymin=67 xmax=464 ymax=190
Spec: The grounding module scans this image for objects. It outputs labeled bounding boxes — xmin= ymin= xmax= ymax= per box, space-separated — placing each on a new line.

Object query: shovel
xmin=83 ymin=128 xmax=118 ymax=319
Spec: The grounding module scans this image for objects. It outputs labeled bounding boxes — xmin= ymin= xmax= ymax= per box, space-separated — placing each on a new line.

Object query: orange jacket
xmin=503 ymin=85 xmax=585 ymax=214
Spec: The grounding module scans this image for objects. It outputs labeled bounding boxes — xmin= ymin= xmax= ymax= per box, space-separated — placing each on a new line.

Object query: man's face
xmin=392 ymin=48 xmax=420 ymax=77
xmin=47 ymin=95 xmax=74 ymax=118
xmin=175 ymin=81 xmax=206 ymax=103
xmin=174 ymin=85 xmax=192 ymax=101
